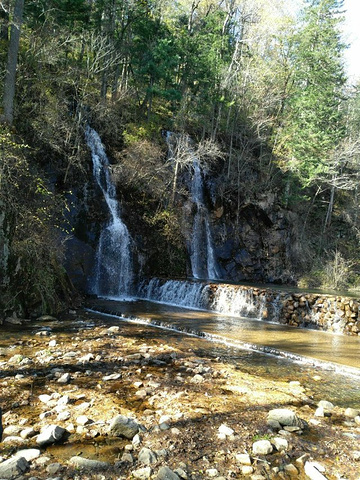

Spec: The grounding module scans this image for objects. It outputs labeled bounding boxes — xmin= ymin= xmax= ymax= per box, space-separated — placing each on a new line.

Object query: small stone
xmin=206 ymin=468 xmax=218 ymax=477
xmin=2 ymin=435 xmax=25 ymax=444
xmin=252 ymin=440 xmax=273 ymax=455
xmin=69 ymin=456 xmax=110 ymax=470
xmin=138 ymin=447 xmax=157 ymax=465
xmin=46 ymin=463 xmax=62 ymax=474
xmin=345 ymin=408 xmax=359 ymax=418
xmin=318 ymin=400 xmax=334 ymax=412
xmin=102 ymin=373 xmax=121 ymax=381
xmin=36 ymin=425 xmax=67 ymax=446
xmin=272 ymin=437 xmax=288 ymax=451
xmin=109 ymin=415 xmax=140 ymax=439
xmin=284 ymin=464 xmax=298 ymax=476
xmin=38 ymin=394 xmax=52 ymax=404
xmin=76 ymin=415 xmax=92 ymax=426
xmin=156 ymin=466 xmax=180 ymax=479
xmin=57 ymin=373 xmax=71 ymax=384
xmin=57 ymin=411 xmax=71 ymax=422
xmin=14 ymin=449 xmax=41 ymax=461
xmin=218 ymin=424 xmax=234 ymax=436
xmin=132 ymin=467 xmax=152 ymax=479
xmin=267 ymin=409 xmax=306 ymax=429
xmin=121 ymin=452 xmax=134 ymax=463
xmin=49 ymin=340 xmax=57 ymax=347
xmin=241 ymin=465 xmax=254 ymax=475
xmin=235 ymin=453 xmax=252 ymax=465
xmin=20 ymin=427 xmax=37 ymax=439
xmin=108 ymin=326 xmax=120 ymax=333
xmin=3 ymin=425 xmax=22 ymax=436
xmin=174 ymin=467 xmax=188 ymax=479
xmin=190 ymin=374 xmax=204 ymax=384
xmin=304 ymin=461 xmax=327 ymax=480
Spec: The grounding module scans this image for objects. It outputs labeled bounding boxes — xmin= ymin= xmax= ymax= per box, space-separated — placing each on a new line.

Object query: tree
xmin=2 ymin=0 xmax=24 ymax=125
xmin=274 ymin=0 xmax=347 ymax=187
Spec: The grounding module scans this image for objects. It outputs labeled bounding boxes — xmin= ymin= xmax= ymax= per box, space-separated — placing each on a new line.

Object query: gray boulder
xmin=36 ymin=425 xmax=68 ymax=446
xmin=109 ymin=415 xmax=140 ymax=439
xmin=0 ymin=456 xmax=29 ymax=479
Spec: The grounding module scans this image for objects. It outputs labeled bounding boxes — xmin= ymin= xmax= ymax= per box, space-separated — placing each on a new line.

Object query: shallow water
xmin=86 ymin=297 xmax=360 ymax=408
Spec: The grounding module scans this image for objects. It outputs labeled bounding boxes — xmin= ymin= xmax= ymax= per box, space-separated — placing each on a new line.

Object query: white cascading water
xmin=209 ymin=285 xmax=259 ymax=317
xmin=138 ymin=278 xmax=210 ymax=310
xmin=166 ymin=132 xmax=220 ymax=280
xmin=190 ymin=160 xmax=220 ymax=280
xmin=138 ymin=278 xmax=265 ymax=319
xmin=85 ymin=126 xmax=133 ymax=297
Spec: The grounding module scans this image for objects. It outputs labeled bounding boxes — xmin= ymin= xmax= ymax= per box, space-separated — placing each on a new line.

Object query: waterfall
xmin=85 ymin=126 xmax=133 ymax=297
xmin=138 ymin=278 xmax=264 ymax=319
xmin=137 ymin=278 xmax=210 ymax=310
xmin=166 ymin=132 xmax=220 ymax=280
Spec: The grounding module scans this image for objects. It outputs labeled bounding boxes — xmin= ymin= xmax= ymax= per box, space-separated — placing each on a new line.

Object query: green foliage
xmin=274 ymin=0 xmax=347 ymax=186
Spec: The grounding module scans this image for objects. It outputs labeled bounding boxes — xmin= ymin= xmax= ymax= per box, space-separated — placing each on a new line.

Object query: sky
xmin=342 ymin=0 xmax=360 ymax=81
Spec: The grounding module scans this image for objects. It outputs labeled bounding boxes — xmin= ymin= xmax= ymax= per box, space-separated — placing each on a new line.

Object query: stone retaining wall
xmin=208 ymin=284 xmax=360 ymax=336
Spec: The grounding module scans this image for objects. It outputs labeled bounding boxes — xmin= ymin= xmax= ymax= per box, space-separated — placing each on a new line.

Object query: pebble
xmin=138 ymin=447 xmax=158 ymax=465
xmin=156 ymin=466 xmax=181 ymax=479
xmin=345 ymin=408 xmax=359 ymax=418
xmin=252 ymin=440 xmax=273 ymax=455
xmin=69 ymin=456 xmax=110 ymax=470
xmin=132 ymin=467 xmax=152 ymax=479
xmin=218 ymin=424 xmax=234 ymax=436
xmin=272 ymin=437 xmax=288 ymax=451
xmin=235 ymin=453 xmax=251 ymax=465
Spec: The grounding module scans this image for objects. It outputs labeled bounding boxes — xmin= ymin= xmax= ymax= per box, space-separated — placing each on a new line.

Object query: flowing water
xmin=86 ymin=297 xmax=360 ymax=408
xmin=189 ymin=159 xmax=219 ymax=280
xmin=165 ymin=132 xmax=220 ymax=280
xmin=85 ymin=127 xmax=133 ymax=297
xmin=81 ymin=129 xmax=360 ymax=410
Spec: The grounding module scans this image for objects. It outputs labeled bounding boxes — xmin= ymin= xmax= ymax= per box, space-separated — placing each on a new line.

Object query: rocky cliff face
xmin=64 ymin=134 xmax=303 ymax=292
xmin=211 ymin=195 xmax=300 ymax=285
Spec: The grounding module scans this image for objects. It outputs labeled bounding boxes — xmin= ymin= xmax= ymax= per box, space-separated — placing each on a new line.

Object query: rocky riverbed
xmin=0 ymin=310 xmax=359 ymax=480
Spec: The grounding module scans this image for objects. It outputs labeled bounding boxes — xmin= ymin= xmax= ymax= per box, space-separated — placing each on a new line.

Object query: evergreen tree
xmin=275 ymin=0 xmax=347 ymax=186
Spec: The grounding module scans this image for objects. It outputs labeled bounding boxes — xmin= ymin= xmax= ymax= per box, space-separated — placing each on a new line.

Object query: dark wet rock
xmin=0 ymin=456 xmax=29 ymax=478
xmin=109 ymin=415 xmax=141 ymax=439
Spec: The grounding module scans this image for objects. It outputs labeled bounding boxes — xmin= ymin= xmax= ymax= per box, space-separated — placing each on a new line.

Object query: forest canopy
xmin=1 ymin=0 xmax=360 ymax=315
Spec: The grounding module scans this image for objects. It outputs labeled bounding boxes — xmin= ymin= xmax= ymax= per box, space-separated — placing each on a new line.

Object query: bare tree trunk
xmin=2 ymin=0 xmax=24 ymax=125
xmin=323 ymin=184 xmax=336 ymax=232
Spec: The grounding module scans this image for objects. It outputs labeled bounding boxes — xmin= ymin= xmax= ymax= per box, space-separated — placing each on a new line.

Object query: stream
xmin=86 ymin=297 xmax=360 ymax=409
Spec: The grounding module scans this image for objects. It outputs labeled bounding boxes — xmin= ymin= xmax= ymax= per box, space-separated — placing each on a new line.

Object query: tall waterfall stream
xmin=86 ymin=129 xmax=360 ymax=407
xmin=86 ymin=126 xmax=133 ymax=297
